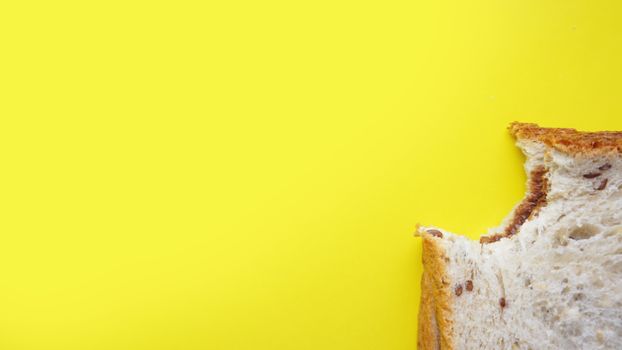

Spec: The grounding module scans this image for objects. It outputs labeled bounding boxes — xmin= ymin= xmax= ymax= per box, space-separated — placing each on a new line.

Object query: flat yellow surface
xmin=1 ymin=1 xmax=622 ymax=349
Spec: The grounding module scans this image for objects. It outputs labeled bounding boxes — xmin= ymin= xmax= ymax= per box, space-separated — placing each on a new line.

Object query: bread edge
xmin=480 ymin=165 xmax=549 ymax=244
xmin=509 ymin=122 xmax=622 ymax=155
xmin=418 ymin=233 xmax=453 ymax=350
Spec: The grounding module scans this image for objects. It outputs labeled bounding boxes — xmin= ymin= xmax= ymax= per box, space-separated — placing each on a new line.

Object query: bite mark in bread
xmin=480 ymin=166 xmax=549 ymax=244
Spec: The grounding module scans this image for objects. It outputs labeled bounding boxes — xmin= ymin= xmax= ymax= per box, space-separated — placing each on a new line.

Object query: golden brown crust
xmin=418 ymin=269 xmax=439 ymax=350
xmin=418 ymin=234 xmax=453 ymax=350
xmin=509 ymin=122 xmax=622 ymax=155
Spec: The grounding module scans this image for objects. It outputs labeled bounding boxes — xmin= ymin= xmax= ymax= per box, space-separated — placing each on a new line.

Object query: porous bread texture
xmin=417 ymin=123 xmax=622 ymax=350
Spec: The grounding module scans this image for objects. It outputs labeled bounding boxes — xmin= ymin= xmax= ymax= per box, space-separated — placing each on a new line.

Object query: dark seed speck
xmin=596 ymin=178 xmax=608 ymax=191
xmin=466 ymin=280 xmax=473 ymax=291
xmin=455 ymin=285 xmax=463 ymax=296
xmin=427 ymin=229 xmax=443 ymax=238
xmin=599 ymin=163 xmax=612 ymax=171
xmin=583 ymin=172 xmax=601 ymax=179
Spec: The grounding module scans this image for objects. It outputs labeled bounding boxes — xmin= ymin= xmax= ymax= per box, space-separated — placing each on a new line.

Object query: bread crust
xmin=418 ymin=268 xmax=439 ymax=350
xmin=418 ymin=234 xmax=453 ymax=350
xmin=509 ymin=122 xmax=622 ymax=155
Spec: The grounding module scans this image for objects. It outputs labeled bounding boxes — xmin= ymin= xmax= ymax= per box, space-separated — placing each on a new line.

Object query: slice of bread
xmin=416 ymin=123 xmax=622 ymax=350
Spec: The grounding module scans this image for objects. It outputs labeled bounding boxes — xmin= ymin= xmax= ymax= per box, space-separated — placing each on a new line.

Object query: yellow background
xmin=1 ymin=0 xmax=622 ymax=349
